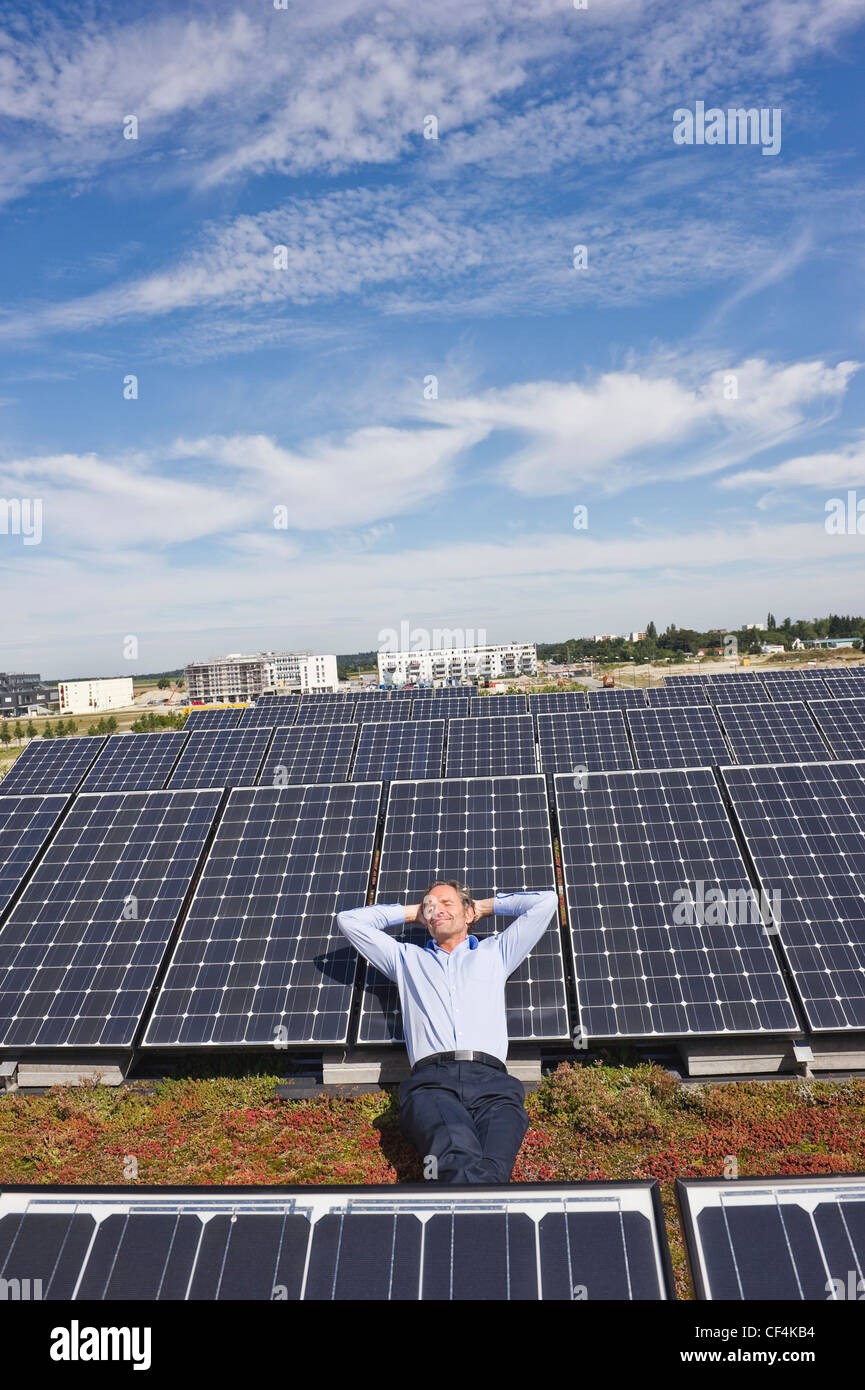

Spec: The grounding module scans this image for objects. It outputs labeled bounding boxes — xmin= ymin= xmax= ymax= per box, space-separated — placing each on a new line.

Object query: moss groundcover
xmin=2 ymin=1060 xmax=864 ymax=1298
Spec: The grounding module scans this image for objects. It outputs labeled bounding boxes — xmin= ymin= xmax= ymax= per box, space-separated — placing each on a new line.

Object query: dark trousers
xmin=397 ymin=1061 xmax=529 ymax=1184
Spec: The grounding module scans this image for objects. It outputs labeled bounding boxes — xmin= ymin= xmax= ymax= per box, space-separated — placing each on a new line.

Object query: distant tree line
xmin=539 ymin=614 xmax=865 ymax=665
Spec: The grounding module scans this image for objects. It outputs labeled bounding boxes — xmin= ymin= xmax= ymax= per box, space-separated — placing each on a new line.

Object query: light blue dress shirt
xmin=336 ymin=890 xmax=559 ymax=1066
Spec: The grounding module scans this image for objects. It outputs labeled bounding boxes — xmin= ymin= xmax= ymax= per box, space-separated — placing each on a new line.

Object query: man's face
xmin=422 ymin=885 xmax=475 ymax=946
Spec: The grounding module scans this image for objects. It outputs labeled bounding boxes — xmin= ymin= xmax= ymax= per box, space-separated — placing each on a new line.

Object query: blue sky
xmin=1 ymin=0 xmax=865 ymax=678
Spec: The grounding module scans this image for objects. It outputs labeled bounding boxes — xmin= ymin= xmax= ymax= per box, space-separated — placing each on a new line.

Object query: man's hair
xmin=423 ymin=879 xmax=475 ymax=916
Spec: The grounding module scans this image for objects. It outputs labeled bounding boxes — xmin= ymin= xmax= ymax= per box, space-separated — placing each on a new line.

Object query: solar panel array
xmin=677 ymin=1174 xmax=865 ymax=1301
xmin=0 ymin=794 xmax=67 ymax=916
xmin=706 ymin=675 xmax=768 ymax=702
xmin=554 ymin=769 xmax=798 ymax=1040
xmin=352 ymin=719 xmax=445 ymax=782
xmin=721 ymin=760 xmax=865 ymax=1031
xmin=528 ymin=692 xmax=588 ymax=715
xmin=468 ymin=695 xmax=528 ymax=717
xmin=144 ymin=782 xmax=382 ymax=1047
xmin=0 ymin=737 xmax=107 ymax=797
xmin=258 ymin=724 xmax=358 ymax=786
xmin=0 ymin=1182 xmax=674 ymax=1301
xmin=536 ymin=711 xmax=634 ymax=774
xmin=239 ymin=698 xmax=300 ymax=728
xmin=167 ymin=728 xmax=273 ymax=789
xmin=79 ymin=732 xmax=189 ymax=793
xmin=445 ymin=714 xmax=537 ymax=776
xmin=759 ymin=672 xmax=823 ymax=702
xmin=716 ymin=700 xmax=830 ymax=765
xmin=357 ymin=776 xmax=569 ymax=1044
xmin=586 ymin=688 xmax=648 ymax=709
xmin=0 ymin=790 xmax=222 ymax=1047
xmin=294 ymin=701 xmax=355 ymax=726
xmin=645 ymin=686 xmax=710 ymax=708
xmin=821 ymin=673 xmax=865 ymax=699
xmin=626 ymin=706 xmax=731 ymax=770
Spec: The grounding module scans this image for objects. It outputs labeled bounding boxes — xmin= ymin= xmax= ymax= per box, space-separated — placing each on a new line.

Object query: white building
xmin=185 ymin=651 xmax=338 ymax=701
xmin=760 ymin=643 xmax=786 ymax=654
xmin=629 ymin=631 xmax=648 ymax=643
xmin=378 ymin=642 xmax=536 ymax=685
xmin=592 ymin=633 xmax=618 ymax=643
xmin=58 ymin=676 xmax=134 ymax=715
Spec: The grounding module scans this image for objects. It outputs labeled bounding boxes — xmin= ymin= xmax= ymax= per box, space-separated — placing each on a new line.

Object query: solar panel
xmin=536 ymin=711 xmax=634 ymax=774
xmin=554 ymin=768 xmax=798 ymax=1040
xmin=626 ymin=706 xmax=731 ymax=770
xmin=183 ymin=709 xmax=244 ymax=734
xmin=352 ymin=719 xmax=445 ymax=782
xmin=706 ymin=676 xmax=769 ymax=703
xmin=166 ymin=728 xmax=273 ymax=789
xmin=0 ymin=737 xmax=108 ymax=797
xmin=356 ymin=775 xmax=569 ymax=1044
xmin=444 ymin=714 xmax=537 ymax=776
xmin=239 ymin=698 xmax=300 ymax=728
xmin=808 ymin=697 xmax=865 ymax=760
xmin=585 ymin=688 xmax=647 ymax=709
xmin=645 ymin=686 xmax=710 ymax=707
xmin=0 ymin=790 xmax=222 ymax=1048
xmin=528 ymin=692 xmax=588 ymax=715
xmin=721 ymin=760 xmax=865 ymax=1031
xmin=257 ymin=724 xmax=358 ymax=785
xmin=716 ymin=700 xmax=831 ymax=764
xmin=143 ymin=782 xmax=382 ymax=1047
xmin=821 ymin=674 xmax=865 ymax=700
xmin=0 ymin=795 xmax=67 ymax=918
xmin=0 ymin=1181 xmax=674 ymax=1300
xmin=467 ymin=696 xmax=528 ymax=717
xmin=294 ymin=702 xmax=356 ymax=726
xmin=79 ymin=733 xmax=189 ymax=793
xmin=662 ymin=675 xmax=707 ymax=685
xmin=411 ymin=697 xmax=470 ymax=722
xmin=757 ymin=673 xmax=820 ymax=702
xmin=352 ymin=700 xmax=412 ymax=722
xmin=677 ymin=1174 xmax=865 ymax=1300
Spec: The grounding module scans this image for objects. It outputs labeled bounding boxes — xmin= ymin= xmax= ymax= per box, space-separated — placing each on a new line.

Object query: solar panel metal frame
xmin=554 ymin=767 xmax=800 ymax=1042
xmin=444 ymin=714 xmax=538 ymax=776
xmin=0 ymin=1180 xmax=675 ymax=1301
xmin=256 ymin=723 xmax=358 ymax=786
xmin=715 ymin=699 xmax=832 ymax=765
xmin=356 ymin=773 xmax=569 ymax=1045
xmin=351 ymin=718 xmax=445 ymax=782
xmin=536 ymin=710 xmax=635 ymax=774
xmin=720 ymin=759 xmax=865 ymax=1032
xmin=78 ymin=732 xmax=190 ymax=793
xmin=626 ymin=705 xmax=732 ymax=770
xmin=142 ymin=780 xmax=383 ymax=1048
xmin=676 ymin=1172 xmax=865 ymax=1301
xmin=0 ymin=736 xmax=109 ymax=797
xmin=0 ymin=788 xmax=223 ymax=1050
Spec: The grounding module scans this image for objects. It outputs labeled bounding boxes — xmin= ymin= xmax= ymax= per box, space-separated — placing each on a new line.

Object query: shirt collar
xmin=425 ymin=934 xmax=479 ymax=954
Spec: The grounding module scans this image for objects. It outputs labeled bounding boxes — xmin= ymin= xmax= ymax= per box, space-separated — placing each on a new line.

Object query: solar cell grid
xmin=0 ymin=737 xmax=108 ymax=797
xmin=554 ymin=768 xmax=798 ymax=1040
xmin=821 ymin=674 xmax=865 ymax=699
xmin=645 ymin=686 xmax=710 ymax=707
xmin=357 ymin=775 xmax=569 ymax=1044
xmin=0 ymin=794 xmax=67 ymax=917
xmin=807 ymin=697 xmax=865 ymax=760
xmin=144 ymin=781 xmax=382 ymax=1047
xmin=351 ymin=719 xmax=445 ymax=782
xmin=467 ymin=696 xmax=528 ymax=717
xmin=536 ymin=711 xmax=634 ymax=774
xmin=626 ymin=705 xmax=731 ymax=769
xmin=80 ymin=732 xmax=189 ymax=793
xmin=706 ymin=676 xmax=769 ymax=703
xmin=167 ymin=728 xmax=273 ymax=789
xmin=351 ymin=700 xmax=412 ymax=722
xmin=0 ymin=789 xmax=222 ymax=1048
xmin=721 ymin=760 xmax=865 ymax=1031
xmin=257 ymin=724 xmax=357 ymax=785
xmin=585 ymin=688 xmax=648 ymax=709
xmin=444 ymin=714 xmax=537 ymax=776
xmin=757 ymin=673 xmax=824 ymax=702
xmin=240 ymin=698 xmax=300 ymax=728
xmin=716 ymin=700 xmax=831 ymax=765
xmin=528 ymin=692 xmax=588 ymax=715
xmin=294 ymin=702 xmax=356 ymax=726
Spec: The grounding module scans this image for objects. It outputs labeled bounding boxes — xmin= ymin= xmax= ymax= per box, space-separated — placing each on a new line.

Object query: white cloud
xmin=719 ymin=432 xmax=865 ymax=490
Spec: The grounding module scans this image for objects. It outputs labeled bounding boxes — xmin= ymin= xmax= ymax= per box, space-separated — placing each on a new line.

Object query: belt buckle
xmin=453 ymin=1049 xmax=474 ymax=1061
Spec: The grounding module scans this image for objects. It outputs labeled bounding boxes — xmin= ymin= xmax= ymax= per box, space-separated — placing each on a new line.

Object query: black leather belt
xmin=411 ymin=1049 xmax=506 ymax=1073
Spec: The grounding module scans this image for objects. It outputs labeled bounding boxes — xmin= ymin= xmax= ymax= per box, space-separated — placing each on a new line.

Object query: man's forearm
xmin=335 ymin=903 xmax=406 ymax=980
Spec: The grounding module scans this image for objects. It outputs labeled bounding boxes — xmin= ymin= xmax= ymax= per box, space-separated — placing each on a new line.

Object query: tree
xmin=66 ymin=721 xmax=78 ymax=735
xmin=106 ymin=716 xmax=117 ymax=732
xmin=0 ymin=724 xmax=11 ymax=747
xmin=55 ymin=720 xmax=66 ymax=737
xmin=158 ymin=679 xmax=169 ymax=689
xmin=13 ymin=721 xmax=23 ymax=744
xmin=26 ymin=721 xmax=36 ymax=740
xmin=43 ymin=723 xmax=54 ymax=739
xmin=767 ymin=612 xmax=777 ymax=630
xmin=646 ymin=621 xmax=657 ymax=640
